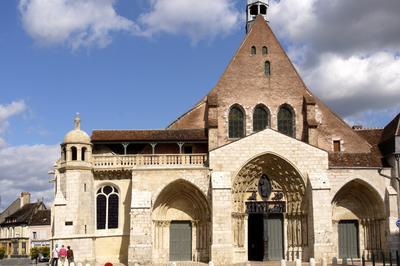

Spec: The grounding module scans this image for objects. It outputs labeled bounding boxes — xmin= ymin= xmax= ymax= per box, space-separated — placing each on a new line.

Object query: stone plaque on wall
xmin=131 ymin=191 xmax=152 ymax=209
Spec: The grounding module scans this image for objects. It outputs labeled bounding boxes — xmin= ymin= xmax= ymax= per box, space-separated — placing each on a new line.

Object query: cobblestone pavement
xmin=0 ymin=258 xmax=49 ymax=266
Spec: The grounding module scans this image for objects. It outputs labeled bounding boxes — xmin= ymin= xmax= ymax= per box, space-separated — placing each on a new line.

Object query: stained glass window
xmin=229 ymin=106 xmax=245 ymax=139
xmin=96 ymin=186 xmax=119 ymax=230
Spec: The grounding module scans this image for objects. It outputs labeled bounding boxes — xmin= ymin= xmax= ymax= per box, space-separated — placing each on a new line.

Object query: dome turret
xmin=63 ymin=113 xmax=91 ymax=144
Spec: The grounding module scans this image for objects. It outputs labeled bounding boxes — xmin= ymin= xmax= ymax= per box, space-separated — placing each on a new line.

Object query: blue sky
xmin=1 ymin=1 xmax=245 ymax=147
xmin=0 ymin=0 xmax=399 ymax=209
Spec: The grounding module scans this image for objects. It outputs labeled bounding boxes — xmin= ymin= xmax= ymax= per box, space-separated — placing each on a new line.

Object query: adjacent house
xmin=0 ymin=193 xmax=51 ymax=258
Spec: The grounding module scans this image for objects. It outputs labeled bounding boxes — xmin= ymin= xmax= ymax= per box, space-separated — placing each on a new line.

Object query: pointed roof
xmin=169 ymin=15 xmax=372 ymax=156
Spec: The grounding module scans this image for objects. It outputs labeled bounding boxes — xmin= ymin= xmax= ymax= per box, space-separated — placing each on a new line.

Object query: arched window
xmin=71 ymin=146 xmax=77 ymax=161
xmin=260 ymin=5 xmax=267 ymax=15
xmin=265 ymin=61 xmax=271 ymax=76
xmin=251 ymin=46 xmax=256 ymax=55
xmin=250 ymin=5 xmax=258 ymax=15
xmin=62 ymin=147 xmax=67 ymax=161
xmin=278 ymin=105 xmax=295 ymax=137
xmin=96 ymin=186 xmax=119 ymax=230
xmin=253 ymin=105 xmax=269 ymax=132
xmin=262 ymin=46 xmax=268 ymax=55
xmin=81 ymin=147 xmax=87 ymax=161
xmin=229 ymin=106 xmax=245 ymax=139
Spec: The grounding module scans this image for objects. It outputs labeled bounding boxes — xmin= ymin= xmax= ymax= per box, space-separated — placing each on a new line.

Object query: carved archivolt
xmin=231 ymin=153 xmax=308 ymax=252
xmin=232 ymin=153 xmax=306 ymax=215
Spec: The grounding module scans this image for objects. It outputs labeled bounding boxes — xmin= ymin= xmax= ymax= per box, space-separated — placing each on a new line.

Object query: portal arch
xmin=332 ymin=179 xmax=386 ymax=259
xmin=232 ymin=152 xmax=308 ymax=261
xmin=152 ymin=179 xmax=211 ymax=263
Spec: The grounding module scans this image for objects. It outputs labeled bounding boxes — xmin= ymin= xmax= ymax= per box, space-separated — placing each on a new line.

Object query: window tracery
xmin=96 ymin=185 xmax=119 ymax=230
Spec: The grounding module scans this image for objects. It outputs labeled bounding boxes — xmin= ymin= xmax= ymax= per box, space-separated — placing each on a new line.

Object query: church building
xmin=51 ymin=1 xmax=400 ymax=265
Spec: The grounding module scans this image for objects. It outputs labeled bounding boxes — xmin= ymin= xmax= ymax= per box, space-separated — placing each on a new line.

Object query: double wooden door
xmin=248 ymin=214 xmax=284 ymax=261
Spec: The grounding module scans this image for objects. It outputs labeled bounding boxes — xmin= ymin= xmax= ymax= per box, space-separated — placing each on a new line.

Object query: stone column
xmin=308 ymin=172 xmax=333 ymax=261
xmin=128 ymin=191 xmax=153 ymax=265
xmin=211 ymin=171 xmax=233 ymax=264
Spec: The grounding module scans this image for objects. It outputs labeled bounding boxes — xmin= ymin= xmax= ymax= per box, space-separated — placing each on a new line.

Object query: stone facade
xmin=51 ymin=3 xmax=400 ymax=266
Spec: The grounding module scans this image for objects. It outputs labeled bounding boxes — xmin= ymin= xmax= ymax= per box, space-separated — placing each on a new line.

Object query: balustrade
xmin=93 ymin=153 xmax=207 ymax=169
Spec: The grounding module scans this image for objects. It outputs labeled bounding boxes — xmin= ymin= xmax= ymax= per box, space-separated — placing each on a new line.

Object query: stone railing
xmin=93 ymin=154 xmax=208 ymax=170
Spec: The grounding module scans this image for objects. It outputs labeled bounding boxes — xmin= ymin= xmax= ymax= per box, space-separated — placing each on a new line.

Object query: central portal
xmin=248 ymin=213 xmax=284 ymax=261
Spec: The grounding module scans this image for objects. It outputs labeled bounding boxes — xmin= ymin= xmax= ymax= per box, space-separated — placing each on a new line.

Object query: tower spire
xmin=246 ymin=0 xmax=269 ymax=33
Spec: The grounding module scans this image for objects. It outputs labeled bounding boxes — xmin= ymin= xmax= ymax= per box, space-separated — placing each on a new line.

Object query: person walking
xmin=51 ymin=244 xmax=59 ymax=266
xmin=67 ymin=246 xmax=74 ymax=266
xmin=58 ymin=245 xmax=68 ymax=266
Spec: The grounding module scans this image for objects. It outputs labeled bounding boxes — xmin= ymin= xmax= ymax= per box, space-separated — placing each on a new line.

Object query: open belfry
xmin=51 ymin=0 xmax=400 ymax=265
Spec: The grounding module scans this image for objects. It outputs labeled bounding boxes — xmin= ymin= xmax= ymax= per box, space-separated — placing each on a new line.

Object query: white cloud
xmin=18 ymin=0 xmax=138 ymax=49
xmin=0 ymin=145 xmax=59 ymax=210
xmin=0 ymin=101 xmax=27 ymax=146
xmin=305 ymin=52 xmax=400 ymax=117
xmin=139 ymin=0 xmax=240 ymax=42
xmin=18 ymin=0 xmax=241 ymax=48
xmin=0 ymin=101 xmax=58 ymax=210
xmin=269 ymin=0 xmax=400 ymax=121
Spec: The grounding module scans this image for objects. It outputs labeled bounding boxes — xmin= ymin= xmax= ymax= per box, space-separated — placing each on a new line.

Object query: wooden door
xmin=266 ymin=214 xmax=284 ymax=260
xmin=170 ymin=221 xmax=192 ymax=261
xmin=338 ymin=220 xmax=359 ymax=259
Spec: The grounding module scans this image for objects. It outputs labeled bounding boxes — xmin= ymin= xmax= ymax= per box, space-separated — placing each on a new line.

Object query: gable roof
xmin=169 ymin=15 xmax=372 ymax=155
xmin=0 ymin=198 xmax=20 ymax=224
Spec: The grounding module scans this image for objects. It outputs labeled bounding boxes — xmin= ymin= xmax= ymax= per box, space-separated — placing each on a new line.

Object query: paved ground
xmin=0 ymin=258 xmax=49 ymax=266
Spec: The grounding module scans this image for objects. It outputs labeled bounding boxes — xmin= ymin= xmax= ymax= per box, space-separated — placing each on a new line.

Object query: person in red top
xmin=58 ymin=245 xmax=68 ymax=266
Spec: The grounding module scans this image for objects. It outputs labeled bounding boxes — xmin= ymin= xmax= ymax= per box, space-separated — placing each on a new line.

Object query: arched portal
xmin=232 ymin=153 xmax=308 ymax=261
xmin=152 ymin=179 xmax=211 ymax=263
xmin=332 ymin=179 xmax=386 ymax=259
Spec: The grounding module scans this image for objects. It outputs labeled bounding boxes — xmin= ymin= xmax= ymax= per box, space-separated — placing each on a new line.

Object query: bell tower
xmin=246 ymin=0 xmax=269 ymax=33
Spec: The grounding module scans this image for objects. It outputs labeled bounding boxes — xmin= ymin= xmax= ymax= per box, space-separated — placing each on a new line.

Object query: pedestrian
xmin=58 ymin=245 xmax=68 ymax=266
xmin=51 ymin=244 xmax=59 ymax=266
xmin=67 ymin=246 xmax=74 ymax=266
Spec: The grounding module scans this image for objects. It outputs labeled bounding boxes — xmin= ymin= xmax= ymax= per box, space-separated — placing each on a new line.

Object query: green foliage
xmin=0 ymin=247 xmax=6 ymax=260
xmin=30 ymin=246 xmax=50 ymax=259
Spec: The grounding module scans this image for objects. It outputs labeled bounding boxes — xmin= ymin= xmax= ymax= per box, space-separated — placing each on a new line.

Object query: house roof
xmin=91 ymin=129 xmax=208 ymax=142
xmin=29 ymin=210 xmax=51 ymax=226
xmin=0 ymin=202 xmax=47 ymax=227
xmin=329 ymin=152 xmax=383 ymax=168
xmin=0 ymin=198 xmax=20 ymax=224
xmin=1 ymin=203 xmax=38 ymax=226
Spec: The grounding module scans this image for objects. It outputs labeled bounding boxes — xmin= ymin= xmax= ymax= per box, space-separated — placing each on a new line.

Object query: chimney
xmin=20 ymin=192 xmax=31 ymax=208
